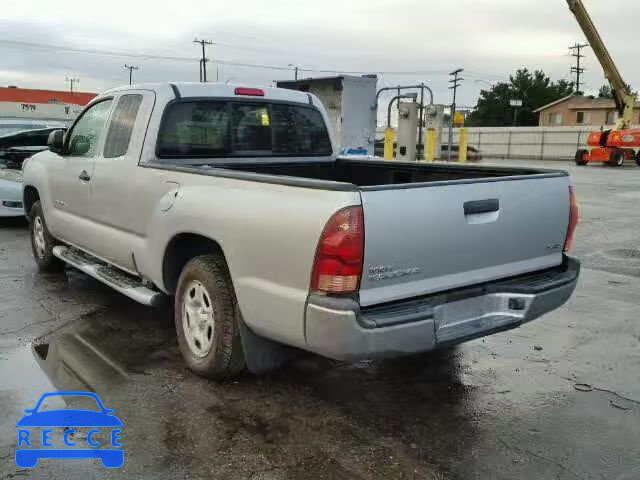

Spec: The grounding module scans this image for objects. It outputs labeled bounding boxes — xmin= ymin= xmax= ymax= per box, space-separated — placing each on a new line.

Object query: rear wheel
xmin=608 ymin=148 xmax=625 ymax=167
xmin=175 ymin=254 xmax=245 ymax=380
xmin=29 ymin=201 xmax=63 ymax=272
xmin=574 ymin=149 xmax=588 ymax=166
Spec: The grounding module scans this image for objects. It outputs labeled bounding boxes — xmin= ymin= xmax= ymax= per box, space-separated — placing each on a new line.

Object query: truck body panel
xmin=22 ymin=82 xmax=579 ymax=362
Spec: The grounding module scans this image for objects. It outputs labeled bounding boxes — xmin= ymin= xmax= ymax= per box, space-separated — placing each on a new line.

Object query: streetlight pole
xmin=447 ymin=68 xmax=464 ymax=162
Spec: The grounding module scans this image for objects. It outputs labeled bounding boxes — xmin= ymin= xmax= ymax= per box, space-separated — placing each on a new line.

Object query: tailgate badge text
xmin=368 ymin=265 xmax=420 ymax=281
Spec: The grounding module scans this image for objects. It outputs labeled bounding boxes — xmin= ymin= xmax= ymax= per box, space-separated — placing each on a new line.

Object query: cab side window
xmin=66 ymin=100 xmax=113 ymax=157
xmin=103 ymin=95 xmax=143 ymax=158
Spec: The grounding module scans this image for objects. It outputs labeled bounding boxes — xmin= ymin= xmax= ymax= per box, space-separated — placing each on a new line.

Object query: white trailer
xmin=277 ymin=75 xmax=377 ymax=154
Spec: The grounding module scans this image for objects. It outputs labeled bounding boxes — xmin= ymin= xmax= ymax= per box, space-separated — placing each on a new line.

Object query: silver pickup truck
xmin=22 ymin=83 xmax=580 ymax=379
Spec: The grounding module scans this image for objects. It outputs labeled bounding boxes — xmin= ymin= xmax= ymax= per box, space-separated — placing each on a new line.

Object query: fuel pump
xmin=396 ymin=100 xmax=419 ymax=161
xmin=423 ymin=104 xmax=446 ymax=161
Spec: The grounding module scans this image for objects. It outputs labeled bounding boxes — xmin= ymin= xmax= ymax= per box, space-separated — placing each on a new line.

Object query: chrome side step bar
xmin=52 ymin=246 xmax=164 ymax=307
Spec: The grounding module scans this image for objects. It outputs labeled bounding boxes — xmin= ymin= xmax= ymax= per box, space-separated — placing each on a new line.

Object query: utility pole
xmin=288 ymin=64 xmax=299 ymax=81
xmin=570 ymin=42 xmax=588 ymax=94
xmin=447 ymin=68 xmax=464 ymax=162
xmin=65 ymin=76 xmax=80 ymax=94
xmin=194 ymin=38 xmax=214 ymax=82
xmin=124 ymin=64 xmax=138 ymax=85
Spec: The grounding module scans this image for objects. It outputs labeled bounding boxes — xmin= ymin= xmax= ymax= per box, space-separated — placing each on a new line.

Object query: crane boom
xmin=566 ymin=0 xmax=635 ymax=129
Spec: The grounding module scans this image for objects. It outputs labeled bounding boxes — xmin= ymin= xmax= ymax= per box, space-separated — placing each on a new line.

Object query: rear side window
xmin=104 ymin=94 xmax=143 ymax=158
xmin=156 ymin=100 xmax=331 ymax=159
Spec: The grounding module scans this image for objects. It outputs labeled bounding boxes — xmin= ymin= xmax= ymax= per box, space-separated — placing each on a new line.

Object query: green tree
xmin=466 ymin=69 xmax=575 ymax=127
xmin=597 ymin=84 xmax=637 ymax=100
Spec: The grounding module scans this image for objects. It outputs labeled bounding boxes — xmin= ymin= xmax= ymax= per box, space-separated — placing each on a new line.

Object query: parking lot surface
xmin=1 ymin=160 xmax=639 ymax=480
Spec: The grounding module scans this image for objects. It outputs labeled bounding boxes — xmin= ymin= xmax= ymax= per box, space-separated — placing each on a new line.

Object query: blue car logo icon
xmin=15 ymin=391 xmax=123 ymax=468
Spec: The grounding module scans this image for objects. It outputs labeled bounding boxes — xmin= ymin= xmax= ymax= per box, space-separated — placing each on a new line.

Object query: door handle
xmin=464 ymin=199 xmax=499 ymax=215
xmin=78 ymin=170 xmax=91 ymax=182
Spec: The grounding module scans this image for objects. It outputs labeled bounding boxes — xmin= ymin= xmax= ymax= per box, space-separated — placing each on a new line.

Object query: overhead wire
xmin=0 ymin=38 xmax=506 ymax=79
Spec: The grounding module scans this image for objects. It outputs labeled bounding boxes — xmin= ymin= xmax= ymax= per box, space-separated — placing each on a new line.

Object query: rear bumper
xmin=304 ymin=256 xmax=580 ymax=361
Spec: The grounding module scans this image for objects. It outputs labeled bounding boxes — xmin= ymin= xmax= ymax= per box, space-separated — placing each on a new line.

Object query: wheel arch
xmin=161 ymin=233 xmax=228 ymax=294
xmin=23 ymin=185 xmax=40 ymax=219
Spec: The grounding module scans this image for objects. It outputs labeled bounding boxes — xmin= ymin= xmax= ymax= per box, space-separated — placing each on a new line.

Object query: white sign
xmin=510 ymin=99 xmax=523 ymax=107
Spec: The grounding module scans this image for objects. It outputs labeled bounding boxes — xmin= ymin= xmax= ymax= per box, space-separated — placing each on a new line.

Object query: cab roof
xmin=103 ymin=82 xmax=313 ymax=105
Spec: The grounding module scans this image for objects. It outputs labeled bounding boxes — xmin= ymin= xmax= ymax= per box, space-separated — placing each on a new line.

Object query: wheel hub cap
xmin=33 ymin=216 xmax=46 ymax=258
xmin=182 ymin=280 xmax=215 ymax=358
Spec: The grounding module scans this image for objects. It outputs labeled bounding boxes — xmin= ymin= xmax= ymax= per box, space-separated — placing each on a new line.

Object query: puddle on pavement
xmin=35 ymin=300 xmax=179 ymax=385
xmin=0 ymin=288 xmax=180 ymax=441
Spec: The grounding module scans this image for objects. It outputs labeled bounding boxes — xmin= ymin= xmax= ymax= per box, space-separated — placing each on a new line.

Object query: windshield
xmin=156 ymin=100 xmax=332 ymax=160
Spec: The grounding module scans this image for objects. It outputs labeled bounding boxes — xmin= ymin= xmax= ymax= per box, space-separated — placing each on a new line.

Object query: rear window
xmin=156 ymin=101 xmax=332 ymax=159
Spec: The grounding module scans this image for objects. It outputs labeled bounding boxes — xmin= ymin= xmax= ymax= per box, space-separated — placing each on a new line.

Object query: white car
xmin=0 ymin=169 xmax=23 ymax=217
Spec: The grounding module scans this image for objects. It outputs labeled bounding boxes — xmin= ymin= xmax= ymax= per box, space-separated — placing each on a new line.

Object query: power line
xmin=569 ymin=43 xmax=588 ymax=94
xmin=0 ymin=37 xmax=508 ymax=81
xmin=124 ymin=64 xmax=138 ymax=85
xmin=0 ymin=39 xmax=196 ymax=62
xmin=0 ymin=38 xmax=454 ymax=76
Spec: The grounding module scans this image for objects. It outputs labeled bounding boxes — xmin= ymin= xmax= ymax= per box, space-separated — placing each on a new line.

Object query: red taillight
xmin=564 ymin=186 xmax=579 ymax=252
xmin=234 ymin=87 xmax=264 ymax=97
xmin=311 ymin=206 xmax=364 ymax=294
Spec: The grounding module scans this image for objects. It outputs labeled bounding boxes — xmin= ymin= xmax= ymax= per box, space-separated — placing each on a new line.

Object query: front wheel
xmin=575 ymin=149 xmax=588 ymax=166
xmin=29 ymin=201 xmax=63 ymax=272
xmin=175 ymin=255 xmax=246 ymax=380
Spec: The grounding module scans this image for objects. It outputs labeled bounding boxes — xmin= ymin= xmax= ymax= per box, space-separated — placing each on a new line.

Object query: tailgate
xmin=358 ymin=174 xmax=571 ymax=307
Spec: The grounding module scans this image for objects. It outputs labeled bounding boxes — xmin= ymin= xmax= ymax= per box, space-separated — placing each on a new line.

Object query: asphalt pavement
xmin=0 ymin=160 xmax=639 ymax=480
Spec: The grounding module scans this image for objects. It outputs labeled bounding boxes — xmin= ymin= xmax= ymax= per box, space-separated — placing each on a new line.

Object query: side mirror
xmin=69 ymin=135 xmax=91 ymax=156
xmin=47 ymin=130 xmax=65 ymax=154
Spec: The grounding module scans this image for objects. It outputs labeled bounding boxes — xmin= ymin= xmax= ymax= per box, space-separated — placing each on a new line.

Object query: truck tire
xmin=608 ymin=149 xmax=625 ymax=167
xmin=175 ymin=254 xmax=246 ymax=380
xmin=29 ymin=201 xmax=63 ymax=272
xmin=574 ymin=149 xmax=588 ymax=166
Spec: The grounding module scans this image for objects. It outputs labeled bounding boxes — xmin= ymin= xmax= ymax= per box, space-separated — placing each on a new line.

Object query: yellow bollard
xmin=425 ymin=128 xmax=436 ymax=162
xmin=459 ymin=128 xmax=468 ymax=163
xmin=383 ymin=127 xmax=395 ymax=160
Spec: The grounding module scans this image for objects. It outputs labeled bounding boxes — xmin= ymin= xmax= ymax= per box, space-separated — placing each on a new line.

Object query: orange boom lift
xmin=566 ymin=0 xmax=640 ymax=167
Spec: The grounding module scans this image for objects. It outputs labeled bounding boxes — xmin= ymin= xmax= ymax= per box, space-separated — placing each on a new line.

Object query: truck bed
xmin=151 ymin=157 xmax=570 ymax=306
xmin=211 ymin=158 xmax=564 ymax=189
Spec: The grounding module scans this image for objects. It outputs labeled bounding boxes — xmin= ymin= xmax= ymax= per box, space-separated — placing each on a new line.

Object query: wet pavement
xmin=1 ymin=161 xmax=639 ymax=480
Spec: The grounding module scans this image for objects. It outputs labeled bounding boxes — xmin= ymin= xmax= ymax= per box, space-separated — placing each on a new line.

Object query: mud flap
xmin=237 ymin=316 xmax=297 ymax=374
